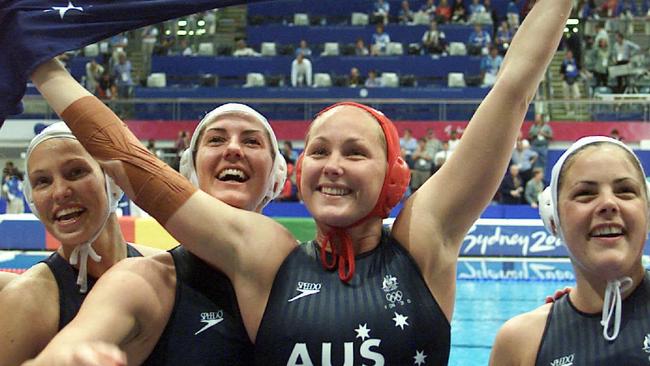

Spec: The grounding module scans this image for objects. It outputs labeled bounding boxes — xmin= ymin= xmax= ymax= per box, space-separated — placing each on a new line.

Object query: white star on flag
xmin=413 ymin=350 xmax=427 ymax=365
xmin=355 ymin=323 xmax=371 ymax=341
xmin=392 ymin=312 xmax=409 ymax=330
xmin=46 ymin=1 xmax=84 ymax=19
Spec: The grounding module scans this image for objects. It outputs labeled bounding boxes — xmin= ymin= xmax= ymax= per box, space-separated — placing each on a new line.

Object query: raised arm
xmin=393 ymin=0 xmax=572 ymax=316
xmin=30 ymin=60 xmax=295 ymax=288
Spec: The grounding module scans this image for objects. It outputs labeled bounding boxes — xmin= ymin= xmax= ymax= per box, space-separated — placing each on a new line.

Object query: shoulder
xmin=491 ymin=304 xmax=551 ymax=365
xmin=91 ymin=253 xmax=176 ymax=319
xmin=131 ymin=243 xmax=163 ymax=256
xmin=0 ymin=264 xmax=59 ymax=340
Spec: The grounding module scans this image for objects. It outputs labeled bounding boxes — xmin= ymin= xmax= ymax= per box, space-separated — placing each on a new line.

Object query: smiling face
xmin=194 ymin=114 xmax=274 ymax=212
xmin=557 ymin=144 xmax=648 ymax=280
xmin=28 ymin=139 xmax=109 ymax=246
xmin=300 ymin=106 xmax=387 ymax=228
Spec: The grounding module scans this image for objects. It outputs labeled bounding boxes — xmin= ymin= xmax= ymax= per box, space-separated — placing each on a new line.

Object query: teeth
xmin=217 ymin=168 xmax=247 ymax=181
xmin=55 ymin=207 xmax=84 ymax=220
xmin=592 ymin=225 xmax=623 ymax=237
xmin=321 ymin=187 xmax=350 ymax=196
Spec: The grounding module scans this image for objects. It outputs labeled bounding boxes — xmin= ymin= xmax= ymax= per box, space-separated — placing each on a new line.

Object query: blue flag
xmin=0 ymin=0 xmax=267 ymax=126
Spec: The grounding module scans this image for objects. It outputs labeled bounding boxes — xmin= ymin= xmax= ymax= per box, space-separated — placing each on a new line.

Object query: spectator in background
xmin=113 ymin=52 xmax=134 ymax=99
xmin=232 ymin=39 xmax=261 ymax=57
xmin=610 ymin=128 xmax=624 ymax=141
xmin=424 ymin=128 xmax=442 ymax=168
xmin=295 ymin=39 xmax=312 ymax=58
xmin=448 ymin=128 xmax=461 ymax=152
xmin=506 ymin=0 xmax=521 ymax=29
xmin=433 ymin=140 xmax=451 ymax=173
xmin=495 ymin=21 xmax=513 ymax=54
xmin=109 ymin=32 xmax=128 ymax=65
xmin=347 ymin=67 xmax=363 ymax=87
xmin=499 ymin=164 xmax=524 ymax=204
xmin=577 ymin=0 xmax=596 ymax=20
xmin=528 ymin=113 xmax=552 ymax=170
xmin=2 ymin=167 xmax=24 ymax=214
xmin=281 ymin=141 xmax=297 ymax=165
xmin=175 ymin=130 xmax=190 ymax=161
xmin=480 ymin=45 xmax=503 ymax=87
xmin=354 ymin=38 xmax=370 ymax=56
xmin=371 ymin=23 xmax=391 ymax=55
xmin=373 ymin=0 xmax=390 ymax=25
xmin=468 ymin=0 xmax=487 ymax=17
xmin=435 ymin=0 xmax=453 ymax=23
xmin=524 ymin=167 xmax=544 ymax=208
xmin=420 ymin=0 xmax=437 ymax=20
xmin=452 ymin=1 xmax=468 ymax=23
xmin=421 ymin=20 xmax=447 ymax=55
xmin=96 ymin=71 xmax=117 ymax=100
xmin=468 ymin=23 xmax=492 ymax=55
xmin=177 ymin=39 xmax=194 ymax=56
xmin=411 ymin=138 xmax=434 ymax=192
xmin=612 ymin=31 xmax=640 ymax=93
xmin=593 ymin=22 xmax=609 ymax=46
xmin=398 ymin=0 xmax=414 ymax=24
xmin=588 ymin=38 xmax=612 ymax=87
xmin=560 ymin=50 xmax=581 ymax=114
xmin=511 ymin=138 xmax=538 ymax=183
xmin=291 ymin=52 xmax=312 ymax=87
xmin=400 ymin=128 xmax=418 ymax=169
xmin=141 ymin=25 xmax=159 ymax=68
xmin=364 ymin=69 xmax=381 ymax=87
xmin=84 ymin=59 xmax=104 ymax=95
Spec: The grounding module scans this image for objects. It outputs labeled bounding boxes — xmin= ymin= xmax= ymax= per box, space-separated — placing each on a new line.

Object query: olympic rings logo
xmin=385 ymin=290 xmax=403 ymax=303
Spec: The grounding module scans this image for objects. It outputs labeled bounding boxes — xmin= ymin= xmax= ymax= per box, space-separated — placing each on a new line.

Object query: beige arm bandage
xmin=61 ymin=96 xmax=196 ymax=225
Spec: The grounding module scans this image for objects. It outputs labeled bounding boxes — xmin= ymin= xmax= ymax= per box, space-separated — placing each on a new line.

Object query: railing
xmin=20 ymin=95 xmax=650 ymax=122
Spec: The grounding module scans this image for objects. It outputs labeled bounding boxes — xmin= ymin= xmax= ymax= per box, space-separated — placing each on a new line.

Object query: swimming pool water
xmin=449 ymin=280 xmax=573 ymax=365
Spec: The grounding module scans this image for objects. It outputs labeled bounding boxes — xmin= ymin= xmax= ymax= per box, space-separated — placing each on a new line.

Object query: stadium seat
xmin=593 ymin=86 xmax=613 ymax=95
xmin=84 ymin=44 xmax=99 ymax=57
xmin=387 ymin=42 xmax=404 ymax=56
xmin=294 ymin=13 xmax=309 ymax=26
xmin=244 ymin=73 xmax=266 ymax=87
xmin=381 ymin=72 xmax=399 ymax=87
xmin=313 ymin=73 xmax=332 ymax=87
xmin=449 ymin=42 xmax=467 ymax=56
xmin=351 ymin=12 xmax=369 ymax=26
xmin=198 ymin=42 xmax=215 ymax=56
xmin=412 ymin=12 xmax=430 ymax=25
xmin=261 ymin=42 xmax=277 ymax=56
xmin=147 ymin=73 xmax=167 ymax=88
xmin=448 ymin=73 xmax=466 ymax=88
xmin=321 ymin=42 xmax=340 ymax=56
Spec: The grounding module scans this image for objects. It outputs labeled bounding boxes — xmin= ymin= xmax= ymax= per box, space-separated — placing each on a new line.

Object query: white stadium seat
xmin=244 ymin=73 xmax=265 ymax=87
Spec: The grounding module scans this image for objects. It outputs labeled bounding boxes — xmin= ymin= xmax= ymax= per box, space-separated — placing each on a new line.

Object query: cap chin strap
xmin=600 ymin=277 xmax=633 ymax=341
xmin=320 ymin=229 xmax=355 ymax=283
xmin=69 ymin=241 xmax=102 ymax=293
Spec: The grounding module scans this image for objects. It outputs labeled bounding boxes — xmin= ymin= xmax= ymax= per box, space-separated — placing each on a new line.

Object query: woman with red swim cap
xmin=25 ymin=0 xmax=570 ymax=364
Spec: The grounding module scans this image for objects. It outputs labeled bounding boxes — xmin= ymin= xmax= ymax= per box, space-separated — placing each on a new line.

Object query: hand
xmin=24 ymin=342 xmax=127 ymax=366
xmin=544 ymin=287 xmax=572 ymax=304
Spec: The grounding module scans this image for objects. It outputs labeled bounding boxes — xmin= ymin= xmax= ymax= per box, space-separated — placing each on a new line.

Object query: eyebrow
xmin=205 ymin=127 xmax=264 ymax=135
xmin=573 ymin=177 xmax=637 ymax=186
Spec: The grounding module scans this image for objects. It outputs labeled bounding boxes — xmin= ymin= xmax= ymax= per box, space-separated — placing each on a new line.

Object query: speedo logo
xmin=550 ymin=353 xmax=574 ymax=366
xmin=288 ymin=281 xmax=322 ymax=302
xmin=194 ymin=310 xmax=224 ymax=335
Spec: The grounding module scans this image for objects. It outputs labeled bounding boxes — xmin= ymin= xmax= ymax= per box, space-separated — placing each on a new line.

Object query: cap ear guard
xmin=179 ymin=148 xmax=199 ymax=187
xmin=538 ymin=186 xmax=556 ymax=235
xmin=105 ymin=173 xmax=123 ymax=213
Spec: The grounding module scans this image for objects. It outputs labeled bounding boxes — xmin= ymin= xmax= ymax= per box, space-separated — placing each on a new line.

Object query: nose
xmin=52 ymin=178 xmax=72 ymax=203
xmin=322 ymin=152 xmax=344 ymax=178
xmin=223 ymin=139 xmax=243 ymax=162
xmin=597 ymin=190 xmax=619 ymax=217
